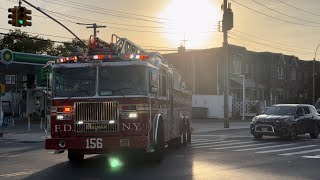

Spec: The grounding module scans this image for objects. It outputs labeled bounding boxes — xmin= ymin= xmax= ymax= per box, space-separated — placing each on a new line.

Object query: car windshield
xmin=52 ymin=67 xmax=96 ymax=97
xmin=264 ymin=106 xmax=296 ymax=115
xmin=98 ymin=65 xmax=148 ymax=96
xmin=315 ymin=101 xmax=320 ymax=109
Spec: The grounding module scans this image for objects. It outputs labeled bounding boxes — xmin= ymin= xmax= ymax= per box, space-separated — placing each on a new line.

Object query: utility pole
xmin=222 ymin=0 xmax=233 ymax=128
xmin=313 ymin=43 xmax=320 ymax=105
xmin=77 ymin=23 xmax=106 ymax=37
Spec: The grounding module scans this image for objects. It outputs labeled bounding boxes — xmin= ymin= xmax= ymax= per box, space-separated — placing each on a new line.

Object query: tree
xmin=0 ymin=29 xmax=54 ymax=54
xmin=48 ymin=39 xmax=87 ymax=57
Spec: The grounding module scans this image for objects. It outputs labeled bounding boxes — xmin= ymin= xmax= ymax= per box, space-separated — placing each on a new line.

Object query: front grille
xmin=256 ymin=120 xmax=277 ymax=127
xmin=75 ymin=122 xmax=118 ymax=132
xmin=74 ymin=102 xmax=119 ymax=132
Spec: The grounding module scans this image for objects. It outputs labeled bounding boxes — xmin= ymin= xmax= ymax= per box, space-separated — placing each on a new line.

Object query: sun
xmin=159 ymin=0 xmax=220 ymax=49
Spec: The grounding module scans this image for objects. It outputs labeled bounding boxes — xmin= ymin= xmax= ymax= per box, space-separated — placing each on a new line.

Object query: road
xmin=1 ymin=125 xmax=320 ymax=180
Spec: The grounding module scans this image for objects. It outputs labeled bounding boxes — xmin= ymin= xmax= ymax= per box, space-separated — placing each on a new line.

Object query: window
xmin=245 ymin=64 xmax=249 ymax=73
xmin=161 ymin=75 xmax=167 ymax=97
xmin=290 ymin=68 xmax=296 ymax=80
xmin=233 ymin=56 xmax=241 ymax=74
xmin=277 ymin=67 xmax=284 ymax=79
xmin=303 ymin=107 xmax=311 ymax=114
xmin=296 ymin=107 xmax=303 ymax=115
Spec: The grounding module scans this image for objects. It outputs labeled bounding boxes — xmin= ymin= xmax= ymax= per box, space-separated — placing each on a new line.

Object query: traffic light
xmin=8 ymin=6 xmax=19 ymax=27
xmin=18 ymin=7 xmax=32 ymax=27
xmin=0 ymin=84 xmax=5 ymax=96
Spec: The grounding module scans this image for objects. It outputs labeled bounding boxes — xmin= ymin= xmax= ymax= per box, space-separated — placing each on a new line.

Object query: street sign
xmin=1 ymin=49 xmax=14 ymax=64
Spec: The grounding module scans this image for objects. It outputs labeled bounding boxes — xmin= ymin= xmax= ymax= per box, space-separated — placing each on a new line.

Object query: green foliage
xmin=0 ymin=29 xmax=54 ymax=54
xmin=0 ymin=29 xmax=87 ymax=56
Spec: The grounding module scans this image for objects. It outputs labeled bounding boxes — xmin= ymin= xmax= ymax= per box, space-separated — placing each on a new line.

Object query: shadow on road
xmin=23 ymin=148 xmax=195 ymax=180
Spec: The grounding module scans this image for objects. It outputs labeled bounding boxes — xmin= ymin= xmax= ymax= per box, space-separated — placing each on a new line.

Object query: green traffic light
xmin=18 ymin=19 xmax=24 ymax=25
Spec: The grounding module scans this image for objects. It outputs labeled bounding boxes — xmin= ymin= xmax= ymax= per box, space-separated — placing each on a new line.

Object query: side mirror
xmin=261 ymin=111 xmax=265 ymax=114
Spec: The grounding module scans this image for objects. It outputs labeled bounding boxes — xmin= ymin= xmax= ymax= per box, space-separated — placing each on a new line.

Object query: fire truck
xmin=45 ymin=34 xmax=192 ymax=162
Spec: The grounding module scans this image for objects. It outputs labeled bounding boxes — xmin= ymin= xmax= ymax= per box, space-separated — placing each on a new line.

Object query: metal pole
xmin=223 ymin=0 xmax=229 ymax=128
xmin=313 ymin=58 xmax=315 ymax=105
xmin=242 ymin=75 xmax=245 ymax=120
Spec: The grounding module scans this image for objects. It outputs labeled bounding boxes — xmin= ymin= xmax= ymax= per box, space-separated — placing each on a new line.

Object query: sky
xmin=1 ymin=0 xmax=320 ymax=60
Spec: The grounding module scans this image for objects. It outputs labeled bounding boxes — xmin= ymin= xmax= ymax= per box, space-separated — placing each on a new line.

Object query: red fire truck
xmin=45 ymin=34 xmax=192 ymax=162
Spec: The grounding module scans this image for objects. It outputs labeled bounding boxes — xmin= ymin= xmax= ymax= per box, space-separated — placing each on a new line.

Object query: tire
xmin=181 ymin=120 xmax=187 ymax=146
xmin=187 ymin=120 xmax=192 ymax=143
xmin=310 ymin=124 xmax=319 ymax=139
xmin=253 ymin=133 xmax=263 ymax=140
xmin=152 ymin=120 xmax=165 ymax=162
xmin=68 ymin=150 xmax=84 ymax=163
xmin=289 ymin=125 xmax=297 ymax=141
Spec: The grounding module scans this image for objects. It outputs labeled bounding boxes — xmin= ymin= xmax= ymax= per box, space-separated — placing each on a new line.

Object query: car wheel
xmin=289 ymin=125 xmax=297 ymax=141
xmin=253 ymin=133 xmax=263 ymax=140
xmin=151 ymin=120 xmax=165 ymax=162
xmin=310 ymin=124 xmax=319 ymax=139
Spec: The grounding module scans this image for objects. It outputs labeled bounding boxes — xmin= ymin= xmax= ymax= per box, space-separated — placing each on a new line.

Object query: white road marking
xmin=0 ymin=171 xmax=33 ymax=177
xmin=234 ymin=143 xmax=296 ymax=151
xmin=302 ymin=155 xmax=320 ymax=159
xmin=209 ymin=141 xmax=254 ymax=147
xmin=191 ymin=139 xmax=225 ymax=144
xmin=255 ymin=145 xmax=318 ymax=154
xmin=279 ymin=148 xmax=320 ymax=156
xmin=213 ymin=142 xmax=276 ymax=150
xmin=190 ymin=140 xmax=239 ymax=148
xmin=0 ymin=154 xmax=20 ymax=158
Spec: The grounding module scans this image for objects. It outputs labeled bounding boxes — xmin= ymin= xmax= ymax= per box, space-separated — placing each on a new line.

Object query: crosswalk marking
xmin=190 ymin=140 xmax=239 ymax=148
xmin=302 ymin=155 xmax=320 ymax=159
xmin=209 ymin=141 xmax=254 ymax=148
xmin=255 ymin=145 xmax=318 ymax=154
xmin=213 ymin=142 xmax=276 ymax=150
xmin=190 ymin=140 xmax=238 ymax=147
xmin=191 ymin=139 xmax=225 ymax=143
xmin=279 ymin=148 xmax=320 ymax=156
xmin=234 ymin=143 xmax=296 ymax=152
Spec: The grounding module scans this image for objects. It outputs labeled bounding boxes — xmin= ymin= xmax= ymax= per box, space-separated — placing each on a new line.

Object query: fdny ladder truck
xmin=45 ymin=34 xmax=192 ymax=162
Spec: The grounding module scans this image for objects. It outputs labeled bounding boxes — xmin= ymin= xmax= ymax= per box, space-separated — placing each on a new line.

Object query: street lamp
xmin=313 ymin=44 xmax=320 ymax=105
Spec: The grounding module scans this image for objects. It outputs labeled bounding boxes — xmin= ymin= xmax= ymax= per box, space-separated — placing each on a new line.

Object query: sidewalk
xmin=191 ymin=120 xmax=251 ymax=133
xmin=0 ymin=118 xmax=48 ymax=143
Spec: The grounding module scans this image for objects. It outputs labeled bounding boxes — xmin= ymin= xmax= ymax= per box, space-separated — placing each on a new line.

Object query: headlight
xmin=251 ymin=117 xmax=257 ymax=123
xmin=121 ymin=112 xmax=138 ymax=119
xmin=56 ymin=114 xmax=72 ymax=120
xmin=128 ymin=112 xmax=138 ymax=119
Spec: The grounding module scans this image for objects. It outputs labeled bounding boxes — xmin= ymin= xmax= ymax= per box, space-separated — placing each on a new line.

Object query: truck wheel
xmin=68 ymin=150 xmax=84 ymax=162
xmin=180 ymin=121 xmax=187 ymax=147
xmin=152 ymin=120 xmax=165 ymax=162
xmin=310 ymin=124 xmax=319 ymax=139
xmin=187 ymin=120 xmax=192 ymax=143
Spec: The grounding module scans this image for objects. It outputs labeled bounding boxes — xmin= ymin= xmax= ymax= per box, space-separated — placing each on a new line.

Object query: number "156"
xmin=86 ymin=138 xmax=103 ymax=149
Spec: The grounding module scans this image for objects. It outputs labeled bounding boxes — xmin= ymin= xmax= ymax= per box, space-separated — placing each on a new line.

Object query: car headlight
xmin=121 ymin=112 xmax=138 ymax=119
xmin=251 ymin=117 xmax=257 ymax=123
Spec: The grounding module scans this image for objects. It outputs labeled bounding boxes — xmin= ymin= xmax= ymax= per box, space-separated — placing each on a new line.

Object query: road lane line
xmin=302 ymin=155 xmax=320 ymax=159
xmin=234 ymin=143 xmax=296 ymax=151
xmin=279 ymin=148 xmax=320 ymax=156
xmin=213 ymin=142 xmax=276 ymax=150
xmin=255 ymin=145 xmax=318 ymax=154
xmin=190 ymin=140 xmax=240 ymax=148
xmin=208 ymin=141 xmax=254 ymax=147
xmin=191 ymin=139 xmax=225 ymax=144
xmin=0 ymin=171 xmax=33 ymax=177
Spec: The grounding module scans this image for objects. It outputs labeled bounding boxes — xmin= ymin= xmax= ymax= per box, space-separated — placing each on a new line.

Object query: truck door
xmin=167 ymin=72 xmax=174 ymax=139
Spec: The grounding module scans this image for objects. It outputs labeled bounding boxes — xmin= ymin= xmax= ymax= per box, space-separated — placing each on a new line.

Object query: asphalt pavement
xmin=1 ymin=119 xmax=320 ymax=180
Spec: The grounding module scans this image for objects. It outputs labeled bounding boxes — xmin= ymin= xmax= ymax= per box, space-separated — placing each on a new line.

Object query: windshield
xmin=315 ymin=101 xmax=320 ymax=109
xmin=52 ymin=67 xmax=96 ymax=97
xmin=98 ymin=65 xmax=148 ymax=96
xmin=264 ymin=106 xmax=296 ymax=115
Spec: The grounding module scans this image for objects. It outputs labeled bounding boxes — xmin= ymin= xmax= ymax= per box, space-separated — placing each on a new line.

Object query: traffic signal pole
xmin=21 ymin=0 xmax=86 ymax=48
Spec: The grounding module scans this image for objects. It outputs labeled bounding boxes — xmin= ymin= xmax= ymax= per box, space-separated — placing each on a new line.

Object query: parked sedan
xmin=250 ymin=104 xmax=320 ymax=140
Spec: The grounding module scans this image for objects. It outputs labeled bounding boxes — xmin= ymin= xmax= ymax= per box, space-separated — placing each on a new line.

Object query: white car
xmin=315 ymin=98 xmax=320 ymax=114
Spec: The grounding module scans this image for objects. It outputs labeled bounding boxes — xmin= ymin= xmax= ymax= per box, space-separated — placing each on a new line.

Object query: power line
xmin=232 ymin=29 xmax=314 ymax=51
xmin=0 ymin=27 xmax=73 ymax=40
xmin=230 ymin=0 xmax=320 ymax=28
xmin=229 ymin=31 xmax=312 ymax=55
xmin=41 ymin=0 xmax=171 ymax=22
xmin=38 ymin=0 xmax=167 ymax=24
xmin=0 ymin=32 xmax=70 ymax=44
xmin=279 ymin=0 xmax=320 ymax=17
xmin=250 ymin=0 xmax=320 ymax=25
